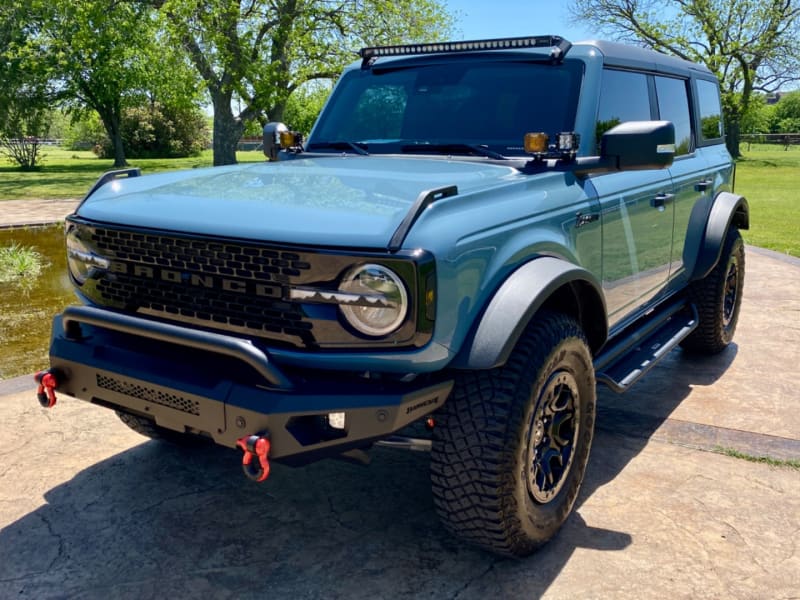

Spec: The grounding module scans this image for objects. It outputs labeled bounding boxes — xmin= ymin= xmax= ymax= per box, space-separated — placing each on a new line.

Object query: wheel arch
xmin=451 ymin=257 xmax=607 ymax=370
xmin=690 ymin=191 xmax=749 ymax=281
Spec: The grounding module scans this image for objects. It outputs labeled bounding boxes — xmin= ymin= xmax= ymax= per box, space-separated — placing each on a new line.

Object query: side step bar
xmin=594 ymin=299 xmax=698 ymax=393
xmin=375 ymin=436 xmax=432 ymax=451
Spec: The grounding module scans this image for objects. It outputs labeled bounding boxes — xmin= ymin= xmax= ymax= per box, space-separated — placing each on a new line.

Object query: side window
xmin=696 ymin=79 xmax=724 ymax=142
xmin=596 ymin=69 xmax=651 ymax=147
xmin=655 ymin=76 xmax=693 ymax=156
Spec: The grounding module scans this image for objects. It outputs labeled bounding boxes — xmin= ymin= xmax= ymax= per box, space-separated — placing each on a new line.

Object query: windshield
xmin=309 ymin=59 xmax=583 ymax=157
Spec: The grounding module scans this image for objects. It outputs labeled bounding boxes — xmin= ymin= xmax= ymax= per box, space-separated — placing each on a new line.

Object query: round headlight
xmin=66 ymin=227 xmax=91 ymax=285
xmin=338 ymin=264 xmax=408 ymax=337
xmin=66 ymin=227 xmax=109 ymax=285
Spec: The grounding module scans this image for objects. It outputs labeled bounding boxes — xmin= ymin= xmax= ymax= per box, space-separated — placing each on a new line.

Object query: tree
xmin=154 ymin=0 xmax=453 ymax=165
xmin=8 ymin=1 xmax=159 ymax=166
xmin=3 ymin=0 xmax=202 ymax=168
xmin=0 ymin=2 xmax=51 ymax=169
xmin=283 ymin=82 xmax=333 ymax=136
xmin=772 ymin=90 xmax=800 ymax=132
xmin=570 ymin=0 xmax=800 ymax=157
xmin=739 ymin=94 xmax=773 ymax=134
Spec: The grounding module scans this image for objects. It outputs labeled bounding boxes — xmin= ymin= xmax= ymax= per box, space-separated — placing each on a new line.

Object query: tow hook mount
xmin=236 ymin=433 xmax=271 ymax=482
xmin=34 ymin=369 xmax=60 ymax=408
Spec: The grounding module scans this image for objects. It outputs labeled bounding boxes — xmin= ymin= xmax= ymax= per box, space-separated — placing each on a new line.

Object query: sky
xmin=444 ymin=0 xmax=597 ymax=44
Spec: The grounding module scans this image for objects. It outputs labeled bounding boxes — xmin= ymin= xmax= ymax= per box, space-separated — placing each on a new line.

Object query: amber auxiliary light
xmin=524 ymin=132 xmax=580 ymax=160
xmin=524 ymin=132 xmax=549 ymax=154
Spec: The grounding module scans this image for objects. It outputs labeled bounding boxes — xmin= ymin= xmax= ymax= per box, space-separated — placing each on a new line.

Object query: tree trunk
xmin=726 ymin=119 xmax=741 ymax=159
xmin=110 ymin=129 xmax=128 ymax=167
xmin=99 ymin=110 xmax=128 ymax=168
xmin=269 ymin=102 xmax=286 ymax=124
xmin=211 ymin=91 xmax=244 ymax=166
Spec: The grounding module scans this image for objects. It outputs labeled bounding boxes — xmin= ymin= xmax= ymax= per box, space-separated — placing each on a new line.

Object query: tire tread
xmin=430 ymin=312 xmax=594 ymax=557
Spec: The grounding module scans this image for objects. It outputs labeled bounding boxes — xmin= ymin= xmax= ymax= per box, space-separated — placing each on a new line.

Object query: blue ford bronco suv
xmin=40 ymin=36 xmax=748 ymax=556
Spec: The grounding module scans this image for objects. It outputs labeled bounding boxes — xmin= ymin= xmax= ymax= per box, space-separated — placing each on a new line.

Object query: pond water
xmin=0 ymin=225 xmax=75 ymax=380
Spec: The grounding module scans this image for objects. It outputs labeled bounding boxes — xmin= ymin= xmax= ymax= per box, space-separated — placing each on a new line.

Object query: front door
xmin=592 ymin=170 xmax=674 ymax=326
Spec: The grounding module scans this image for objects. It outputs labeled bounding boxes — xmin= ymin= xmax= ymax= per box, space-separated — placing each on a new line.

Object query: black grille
xmin=84 ymin=226 xmax=319 ymax=347
xmin=97 ymin=374 xmax=200 ymax=415
xmin=91 ymin=229 xmax=312 ymax=279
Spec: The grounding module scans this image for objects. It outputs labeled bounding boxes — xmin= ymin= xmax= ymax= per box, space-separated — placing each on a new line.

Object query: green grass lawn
xmin=1 ymin=144 xmax=798 ymax=257
xmin=734 ymin=145 xmax=800 ymax=257
xmin=0 ymin=147 xmax=264 ymax=200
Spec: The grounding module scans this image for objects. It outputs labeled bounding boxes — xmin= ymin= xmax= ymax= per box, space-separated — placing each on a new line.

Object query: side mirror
xmin=262 ymin=122 xmax=303 ymax=162
xmin=601 ymin=120 xmax=675 ymax=170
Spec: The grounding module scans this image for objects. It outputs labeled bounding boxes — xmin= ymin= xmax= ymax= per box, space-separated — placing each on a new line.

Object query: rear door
xmin=653 ymin=74 xmax=709 ymax=288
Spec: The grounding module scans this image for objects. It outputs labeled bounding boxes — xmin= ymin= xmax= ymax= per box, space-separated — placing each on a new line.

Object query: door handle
xmin=694 ymin=179 xmax=713 ymax=192
xmin=651 ymin=193 xmax=675 ymax=209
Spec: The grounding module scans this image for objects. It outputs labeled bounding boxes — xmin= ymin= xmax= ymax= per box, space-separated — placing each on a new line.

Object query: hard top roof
xmin=355 ymin=35 xmax=715 ymax=79
xmin=575 ymin=39 xmax=714 ymax=77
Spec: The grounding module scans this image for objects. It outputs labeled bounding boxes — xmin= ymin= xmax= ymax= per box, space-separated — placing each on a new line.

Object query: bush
xmin=64 ymin=113 xmax=107 ymax=151
xmin=0 ymin=93 xmax=50 ymax=170
xmin=0 ymin=137 xmax=45 ymax=171
xmin=91 ymin=102 xmax=209 ymax=159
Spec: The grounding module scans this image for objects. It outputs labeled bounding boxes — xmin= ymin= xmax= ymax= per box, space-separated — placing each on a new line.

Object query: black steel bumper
xmin=48 ymin=306 xmax=453 ymax=461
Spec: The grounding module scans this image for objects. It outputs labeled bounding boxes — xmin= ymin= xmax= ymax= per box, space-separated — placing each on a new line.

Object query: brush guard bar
xmin=61 ymin=305 xmax=293 ymax=390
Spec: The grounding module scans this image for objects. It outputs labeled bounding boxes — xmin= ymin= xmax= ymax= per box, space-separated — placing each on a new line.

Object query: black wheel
xmin=115 ymin=410 xmax=208 ymax=446
xmin=430 ymin=312 xmax=596 ymax=557
xmin=681 ymin=227 xmax=745 ymax=354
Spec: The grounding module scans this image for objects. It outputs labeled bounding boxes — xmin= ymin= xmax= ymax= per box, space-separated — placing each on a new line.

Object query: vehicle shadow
xmin=0 ymin=346 xmax=736 ymax=599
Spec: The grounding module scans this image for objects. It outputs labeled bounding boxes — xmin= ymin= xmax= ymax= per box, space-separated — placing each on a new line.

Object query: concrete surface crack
xmin=722 ymin=520 xmax=768 ymax=575
xmin=129 ymin=485 xmax=226 ymax=516
xmin=38 ymin=513 xmax=65 ymax=570
xmin=450 ymin=560 xmax=497 ymax=598
xmin=326 ymin=495 xmax=356 ymax=531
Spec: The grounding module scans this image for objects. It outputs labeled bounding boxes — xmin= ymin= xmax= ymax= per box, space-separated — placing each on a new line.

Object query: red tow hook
xmin=236 ymin=433 xmax=271 ymax=482
xmin=34 ymin=369 xmax=59 ymax=408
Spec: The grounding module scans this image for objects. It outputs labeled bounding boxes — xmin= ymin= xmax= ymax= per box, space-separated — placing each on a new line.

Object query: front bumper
xmin=48 ymin=306 xmax=453 ymax=462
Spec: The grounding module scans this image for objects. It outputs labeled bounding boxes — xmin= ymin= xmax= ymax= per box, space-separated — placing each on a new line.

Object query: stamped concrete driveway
xmin=0 ymin=247 xmax=798 ymax=599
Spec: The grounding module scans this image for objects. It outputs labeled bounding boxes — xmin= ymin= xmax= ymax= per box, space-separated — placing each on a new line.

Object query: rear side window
xmin=655 ymin=76 xmax=693 ymax=156
xmin=596 ymin=69 xmax=651 ymax=147
xmin=696 ymin=79 xmax=724 ymax=143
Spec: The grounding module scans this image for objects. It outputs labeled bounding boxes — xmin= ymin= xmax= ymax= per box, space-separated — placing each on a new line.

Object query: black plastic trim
xmin=691 ymin=192 xmax=749 ymax=281
xmin=451 ymin=257 xmax=607 ymax=369
xmin=78 ymin=168 xmax=141 ymax=209
xmin=388 ymin=185 xmax=458 ymax=252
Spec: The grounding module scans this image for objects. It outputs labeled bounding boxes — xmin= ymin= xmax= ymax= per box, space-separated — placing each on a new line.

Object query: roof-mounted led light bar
xmin=359 ymin=35 xmax=572 ymax=68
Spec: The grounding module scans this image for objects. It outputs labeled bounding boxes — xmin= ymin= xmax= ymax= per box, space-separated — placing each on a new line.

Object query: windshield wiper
xmin=400 ymin=143 xmax=507 ymax=160
xmin=306 ymin=140 xmax=369 ymax=156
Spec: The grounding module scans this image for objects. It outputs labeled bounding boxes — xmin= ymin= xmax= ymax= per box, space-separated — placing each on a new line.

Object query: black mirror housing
xmin=601 ymin=120 xmax=676 ymax=170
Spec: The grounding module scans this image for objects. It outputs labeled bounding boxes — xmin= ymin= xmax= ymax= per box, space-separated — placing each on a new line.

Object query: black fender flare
xmin=691 ymin=192 xmax=749 ymax=281
xmin=451 ymin=257 xmax=607 ymax=370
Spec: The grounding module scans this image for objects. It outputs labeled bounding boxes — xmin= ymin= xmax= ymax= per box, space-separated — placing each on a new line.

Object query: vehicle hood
xmin=76 ymin=157 xmax=522 ymax=248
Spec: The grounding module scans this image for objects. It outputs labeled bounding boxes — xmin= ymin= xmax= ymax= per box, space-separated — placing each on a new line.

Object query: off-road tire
xmin=681 ymin=227 xmax=745 ymax=354
xmin=115 ymin=410 xmax=208 ymax=446
xmin=430 ymin=311 xmax=596 ymax=557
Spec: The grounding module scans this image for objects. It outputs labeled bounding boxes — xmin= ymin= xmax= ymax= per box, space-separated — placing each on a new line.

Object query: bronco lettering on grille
xmin=109 ymin=261 xmax=282 ymax=298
